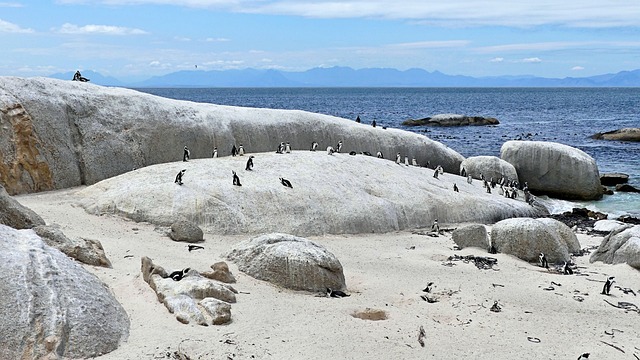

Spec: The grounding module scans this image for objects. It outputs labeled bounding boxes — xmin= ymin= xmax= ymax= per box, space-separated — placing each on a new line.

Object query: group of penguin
xmin=538 ymin=251 xmax=617 ymax=296
xmin=174 ymin=145 xmax=293 ymax=189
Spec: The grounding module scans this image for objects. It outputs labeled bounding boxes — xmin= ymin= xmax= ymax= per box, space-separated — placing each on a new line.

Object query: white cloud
xmin=522 ymin=57 xmax=542 ymax=63
xmin=0 ymin=2 xmax=23 ymax=7
xmin=205 ymin=37 xmax=230 ymax=42
xmin=571 ymin=66 xmax=585 ymax=71
xmin=174 ymin=36 xmax=192 ymax=41
xmin=0 ymin=19 xmax=34 ymax=33
xmin=388 ymin=40 xmax=470 ymax=49
xmin=489 ymin=57 xmax=504 ymax=62
xmin=55 ymin=23 xmax=148 ymax=35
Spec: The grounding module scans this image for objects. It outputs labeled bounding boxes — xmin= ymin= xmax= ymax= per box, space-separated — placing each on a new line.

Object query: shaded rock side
xmin=490 ymin=218 xmax=573 ymax=263
xmin=0 ymin=185 xmax=45 ymax=229
xmin=0 ymin=225 xmax=129 ymax=359
xmin=600 ymin=173 xmax=629 ymax=186
xmin=0 ymin=76 xmax=464 ymax=195
xmin=168 ymin=219 xmax=204 ymax=243
xmin=535 ymin=218 xmax=581 ymax=254
xmin=590 ymin=225 xmax=640 ymax=269
xmin=226 ymin=233 xmax=346 ymax=292
xmin=591 ymin=128 xmax=640 ymax=142
xmin=501 ymin=140 xmax=602 ymax=200
xmin=459 ymin=156 xmax=518 ymax=182
xmin=452 ymin=224 xmax=489 ymax=250
xmin=402 ymin=114 xmax=499 ymax=127
xmin=33 ymin=224 xmax=112 ymax=267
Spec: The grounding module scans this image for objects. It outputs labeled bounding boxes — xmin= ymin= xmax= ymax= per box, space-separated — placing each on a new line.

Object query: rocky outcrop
xmin=0 ymin=225 xmax=129 ymax=359
xmin=77 ymin=151 xmax=546 ymax=236
xmin=593 ymin=220 xmax=627 ymax=233
xmin=140 ymin=256 xmax=236 ymax=325
xmin=201 ymin=261 xmax=237 ymax=283
xmin=600 ymin=173 xmax=629 ymax=186
xmin=615 ymin=184 xmax=640 ymax=193
xmin=226 ymin=233 xmax=346 ymax=292
xmin=0 ymin=185 xmax=45 ymax=229
xmin=33 ymin=225 xmax=112 ymax=268
xmin=168 ymin=219 xmax=204 ymax=243
xmin=535 ymin=218 xmax=581 ymax=254
xmin=591 ymin=128 xmax=640 ymax=142
xmin=402 ymin=114 xmax=499 ymax=127
xmin=0 ymin=76 xmax=464 ymax=195
xmin=500 ymin=141 xmax=602 ymax=200
xmin=459 ymin=156 xmax=518 ymax=181
xmin=490 ymin=218 xmax=576 ymax=263
xmin=590 ymin=225 xmax=640 ymax=269
xmin=452 ymin=224 xmax=489 ymax=250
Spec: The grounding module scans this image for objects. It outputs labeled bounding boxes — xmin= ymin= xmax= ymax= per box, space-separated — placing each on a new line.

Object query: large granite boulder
xmin=590 ymin=225 xmax=640 ymax=269
xmin=459 ymin=156 xmax=518 ymax=181
xmin=593 ymin=220 xmax=627 ymax=233
xmin=33 ymin=224 xmax=112 ymax=268
xmin=168 ymin=219 xmax=204 ymax=243
xmin=141 ymin=256 xmax=236 ymax=325
xmin=0 ymin=76 xmax=464 ymax=195
xmin=452 ymin=224 xmax=489 ymax=250
xmin=0 ymin=225 xmax=129 ymax=359
xmin=0 ymin=185 xmax=45 ymax=229
xmin=490 ymin=218 xmax=573 ymax=263
xmin=535 ymin=218 xmax=581 ymax=254
xmin=500 ymin=141 xmax=602 ymax=200
xmin=226 ymin=233 xmax=346 ymax=292
xmin=402 ymin=114 xmax=499 ymax=127
xmin=591 ymin=128 xmax=640 ymax=142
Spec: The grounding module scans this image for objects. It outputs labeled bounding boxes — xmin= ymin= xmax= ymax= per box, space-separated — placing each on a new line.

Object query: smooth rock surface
xmin=0 ymin=76 xmax=464 ymax=195
xmin=226 ymin=233 xmax=346 ymax=292
xmin=591 ymin=128 xmax=640 ymax=142
xmin=452 ymin=224 xmax=489 ymax=250
xmin=593 ymin=220 xmax=628 ymax=233
xmin=0 ymin=225 xmax=129 ymax=359
xmin=459 ymin=156 xmax=518 ymax=181
xmin=501 ymin=141 xmax=602 ymax=200
xmin=600 ymin=173 xmax=629 ymax=186
xmin=535 ymin=218 xmax=581 ymax=254
xmin=490 ymin=218 xmax=572 ymax=263
xmin=402 ymin=114 xmax=499 ymax=127
xmin=33 ymin=224 xmax=112 ymax=267
xmin=590 ymin=225 xmax=640 ymax=269
xmin=168 ymin=219 xmax=204 ymax=243
xmin=77 ymin=151 xmax=546 ymax=236
xmin=0 ymin=185 xmax=45 ymax=229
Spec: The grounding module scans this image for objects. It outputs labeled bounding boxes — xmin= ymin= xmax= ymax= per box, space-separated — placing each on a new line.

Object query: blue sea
xmin=134 ymin=87 xmax=640 ymax=217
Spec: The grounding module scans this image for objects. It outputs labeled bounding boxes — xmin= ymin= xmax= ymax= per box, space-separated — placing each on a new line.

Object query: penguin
xmin=437 ymin=165 xmax=444 ymax=175
xmin=310 ymin=141 xmax=318 ymax=151
xmin=238 ymin=144 xmax=245 ymax=156
xmin=453 ymin=183 xmax=459 ymax=192
xmin=376 ymin=151 xmax=383 ymax=159
xmin=355 ymin=115 xmax=361 ymax=123
xmin=285 ymin=142 xmax=291 ymax=153
xmin=336 ymin=140 xmax=343 ymax=153
xmin=232 ymin=170 xmax=242 ymax=186
xmin=362 ymin=151 xmax=372 ymax=156
xmin=433 ymin=169 xmax=439 ymax=179
xmin=396 ymin=153 xmax=401 ymax=164
xmin=504 ymin=189 xmax=510 ymax=198
xmin=577 ymin=353 xmax=590 ymax=360
xmin=601 ymin=276 xmax=615 ymax=295
xmin=245 ymin=155 xmax=254 ymax=171
xmin=212 ymin=147 xmax=218 ymax=158
xmin=280 ymin=177 xmax=293 ymax=188
xmin=168 ymin=268 xmax=190 ymax=281
xmin=372 ymin=120 xmax=377 ymax=128
xmin=431 ymin=219 xmax=440 ymax=234
xmin=461 ymin=167 xmax=467 ymax=177
xmin=404 ymin=156 xmax=409 ymax=166
xmin=467 ymin=175 xmax=472 ymax=184
xmin=231 ymin=144 xmax=237 ymax=157
xmin=539 ymin=252 xmax=549 ymax=269
xmin=486 ymin=185 xmax=491 ymax=194
xmin=523 ymin=181 xmax=529 ymax=192
xmin=327 ymin=288 xmax=350 ymax=298
xmin=412 ymin=158 xmax=418 ymax=166
xmin=174 ymin=169 xmax=186 ymax=185
xmin=480 ymin=173 xmax=485 ymax=181
xmin=498 ymin=185 xmax=504 ymax=196
xmin=183 ymin=146 xmax=190 ymax=162
xmin=327 ymin=146 xmax=335 ymax=155
xmin=510 ymin=188 xmax=518 ymax=199
xmin=187 ymin=245 xmax=204 ymax=252
xmin=349 ymin=151 xmax=357 ymax=156
xmin=422 ymin=282 xmax=434 ymax=293
xmin=563 ymin=261 xmax=574 ymax=275
xmin=276 ymin=142 xmax=284 ymax=154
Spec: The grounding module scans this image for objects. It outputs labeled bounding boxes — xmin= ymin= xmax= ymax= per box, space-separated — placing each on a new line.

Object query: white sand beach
xmin=17 ymin=188 xmax=640 ymax=360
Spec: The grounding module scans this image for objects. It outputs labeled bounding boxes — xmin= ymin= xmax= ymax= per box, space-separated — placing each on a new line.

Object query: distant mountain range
xmin=48 ymin=67 xmax=640 ymax=88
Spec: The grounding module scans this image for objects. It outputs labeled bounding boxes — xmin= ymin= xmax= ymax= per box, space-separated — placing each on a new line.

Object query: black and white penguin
xmin=280 ymin=177 xmax=293 ymax=188
xmin=285 ymin=142 xmax=291 ymax=153
xmin=404 ymin=156 xmax=409 ymax=166
xmin=377 ymin=151 xmax=383 ymax=159
xmin=431 ymin=219 xmax=440 ymax=234
xmin=467 ymin=175 xmax=473 ymax=184
xmin=349 ymin=151 xmax=357 ymax=156
xmin=577 ymin=353 xmax=590 ymax=360
xmin=231 ymin=144 xmax=237 ymax=157
xmin=276 ymin=142 xmax=285 ymax=154
xmin=372 ymin=120 xmax=377 ymax=128
xmin=327 ymin=146 xmax=335 ymax=155
xmin=460 ymin=167 xmax=467 ymax=177
xmin=245 ymin=155 xmax=254 ymax=171
xmin=238 ymin=144 xmax=245 ymax=156
xmin=174 ymin=169 xmax=186 ymax=185
xmin=336 ymin=140 xmax=343 ymax=153
xmin=327 ymin=288 xmax=350 ymax=298
xmin=486 ymin=185 xmax=491 ymax=194
xmin=480 ymin=173 xmax=485 ymax=181
xmin=563 ymin=261 xmax=574 ymax=275
xmin=436 ymin=165 xmax=444 ymax=175
xmin=412 ymin=158 xmax=418 ymax=166
xmin=168 ymin=268 xmax=190 ymax=281
xmin=310 ymin=141 xmax=318 ymax=151
xmin=183 ymin=146 xmax=190 ymax=162
xmin=453 ymin=183 xmax=459 ymax=192
xmin=187 ymin=245 xmax=204 ymax=252
xmin=232 ymin=170 xmax=242 ymax=186
xmin=355 ymin=115 xmax=361 ymax=123
xmin=601 ymin=276 xmax=615 ymax=295
xmin=396 ymin=152 xmax=401 ymax=164
xmin=433 ymin=169 xmax=439 ymax=179
xmin=539 ymin=252 xmax=549 ymax=269
xmin=212 ymin=147 xmax=218 ymax=158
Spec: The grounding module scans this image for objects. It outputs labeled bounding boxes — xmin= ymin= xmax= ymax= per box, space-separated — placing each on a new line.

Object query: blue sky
xmin=1 ymin=1 xmax=639 ymax=81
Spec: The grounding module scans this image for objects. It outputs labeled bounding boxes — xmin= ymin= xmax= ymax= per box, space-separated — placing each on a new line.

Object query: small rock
xmin=168 ymin=220 xmax=203 ymax=243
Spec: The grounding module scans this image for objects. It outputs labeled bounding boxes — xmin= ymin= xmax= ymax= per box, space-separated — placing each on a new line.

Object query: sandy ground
xmin=16 ymin=188 xmax=640 ymax=360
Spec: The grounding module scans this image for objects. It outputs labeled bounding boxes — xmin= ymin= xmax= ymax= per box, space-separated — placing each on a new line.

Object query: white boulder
xmin=590 ymin=225 xmax=640 ymax=269
xmin=459 ymin=156 xmax=518 ymax=181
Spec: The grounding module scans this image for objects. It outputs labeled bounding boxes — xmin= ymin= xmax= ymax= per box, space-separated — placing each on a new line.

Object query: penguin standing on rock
xmin=336 ymin=140 xmax=343 ymax=153
xmin=602 ymin=276 xmax=615 ymax=295
xmin=327 ymin=146 xmax=335 ymax=155
xmin=245 ymin=156 xmax=254 ymax=171
xmin=280 ymin=177 xmax=293 ymax=188
xmin=577 ymin=353 xmax=590 ymax=360
xmin=168 ymin=268 xmax=190 ymax=281
xmin=285 ymin=142 xmax=291 ymax=153
xmin=396 ymin=153 xmax=401 ymax=164
xmin=453 ymin=183 xmax=459 ymax=192
xmin=377 ymin=151 xmax=383 ymax=159
xmin=231 ymin=144 xmax=237 ymax=157
xmin=174 ymin=169 xmax=186 ymax=185
xmin=310 ymin=141 xmax=318 ymax=151
xmin=212 ymin=147 xmax=218 ymax=158
xmin=183 ymin=146 xmax=190 ymax=162
xmin=238 ymin=144 xmax=245 ymax=156
xmin=433 ymin=169 xmax=439 ymax=179
xmin=232 ymin=171 xmax=242 ymax=186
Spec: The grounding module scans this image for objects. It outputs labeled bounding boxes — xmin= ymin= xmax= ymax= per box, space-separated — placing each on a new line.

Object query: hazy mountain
xmin=48 ymin=67 xmax=640 ymax=87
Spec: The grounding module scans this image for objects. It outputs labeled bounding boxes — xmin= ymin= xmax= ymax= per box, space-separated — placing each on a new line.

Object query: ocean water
xmin=134 ymin=87 xmax=640 ymax=217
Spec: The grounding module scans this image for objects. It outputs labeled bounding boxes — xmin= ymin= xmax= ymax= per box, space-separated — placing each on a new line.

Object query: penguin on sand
xmin=245 ymin=155 xmax=254 ymax=171
xmin=327 ymin=288 xmax=350 ymax=298
xmin=232 ymin=171 xmax=242 ymax=186
xmin=539 ymin=253 xmax=549 ymax=269
xmin=601 ymin=276 xmax=615 ymax=295
xmin=577 ymin=353 xmax=590 ymax=360
xmin=174 ymin=169 xmax=186 ymax=185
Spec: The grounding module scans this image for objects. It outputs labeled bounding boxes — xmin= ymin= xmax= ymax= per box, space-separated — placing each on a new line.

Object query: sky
xmin=1 ymin=0 xmax=640 ymax=81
